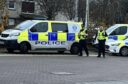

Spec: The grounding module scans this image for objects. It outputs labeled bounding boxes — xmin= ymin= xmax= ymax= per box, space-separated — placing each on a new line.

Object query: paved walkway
xmin=77 ymin=81 xmax=128 ymax=84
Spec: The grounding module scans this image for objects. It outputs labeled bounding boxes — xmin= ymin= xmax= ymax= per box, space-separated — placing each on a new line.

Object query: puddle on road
xmin=51 ymin=72 xmax=75 ymax=75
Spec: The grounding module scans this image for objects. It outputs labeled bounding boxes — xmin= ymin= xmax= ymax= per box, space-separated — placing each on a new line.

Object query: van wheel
xmin=58 ymin=51 xmax=65 ymax=54
xmin=120 ymin=47 xmax=128 ymax=56
xmin=70 ymin=44 xmax=80 ymax=54
xmin=7 ymin=48 xmax=14 ymax=53
xmin=20 ymin=42 xmax=28 ymax=54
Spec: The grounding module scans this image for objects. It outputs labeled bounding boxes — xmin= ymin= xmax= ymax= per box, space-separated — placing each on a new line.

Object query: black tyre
xmin=7 ymin=48 xmax=14 ymax=53
xmin=20 ymin=42 xmax=28 ymax=54
xmin=120 ymin=47 xmax=128 ymax=56
xmin=70 ymin=43 xmax=80 ymax=54
xmin=58 ymin=51 xmax=65 ymax=54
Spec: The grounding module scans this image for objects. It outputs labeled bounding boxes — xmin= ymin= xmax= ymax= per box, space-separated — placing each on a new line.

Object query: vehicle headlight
xmin=111 ymin=43 xmax=121 ymax=46
xmin=9 ymin=33 xmax=20 ymax=37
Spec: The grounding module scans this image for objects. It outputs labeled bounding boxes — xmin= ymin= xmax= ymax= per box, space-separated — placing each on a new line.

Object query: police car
xmin=93 ymin=24 xmax=128 ymax=45
xmin=108 ymin=38 xmax=128 ymax=56
xmin=0 ymin=20 xmax=82 ymax=54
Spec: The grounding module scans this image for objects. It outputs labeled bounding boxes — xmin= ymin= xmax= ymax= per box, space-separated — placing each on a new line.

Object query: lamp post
xmin=74 ymin=0 xmax=78 ymax=21
xmin=85 ymin=0 xmax=89 ymax=29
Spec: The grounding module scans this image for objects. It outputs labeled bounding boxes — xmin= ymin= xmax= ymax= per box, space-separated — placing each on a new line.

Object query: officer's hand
xmin=85 ymin=34 xmax=88 ymax=36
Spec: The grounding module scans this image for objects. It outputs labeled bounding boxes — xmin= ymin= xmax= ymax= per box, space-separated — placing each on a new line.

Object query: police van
xmin=0 ymin=20 xmax=82 ymax=54
xmin=93 ymin=24 xmax=128 ymax=45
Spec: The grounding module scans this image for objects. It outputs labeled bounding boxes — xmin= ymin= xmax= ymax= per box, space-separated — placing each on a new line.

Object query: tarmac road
xmin=0 ymin=49 xmax=127 ymax=84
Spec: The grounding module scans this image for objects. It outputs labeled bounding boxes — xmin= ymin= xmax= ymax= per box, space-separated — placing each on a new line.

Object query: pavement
xmin=0 ymin=48 xmax=127 ymax=84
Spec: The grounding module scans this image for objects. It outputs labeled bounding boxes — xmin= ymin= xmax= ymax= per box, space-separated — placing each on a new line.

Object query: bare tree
xmin=0 ymin=0 xmax=7 ymax=32
xmin=78 ymin=0 xmax=86 ymax=22
xmin=0 ymin=0 xmax=6 ymax=15
xmin=62 ymin=0 xmax=76 ymax=20
xmin=90 ymin=0 xmax=123 ymax=25
xmin=37 ymin=0 xmax=128 ymax=24
xmin=37 ymin=0 xmax=62 ymax=20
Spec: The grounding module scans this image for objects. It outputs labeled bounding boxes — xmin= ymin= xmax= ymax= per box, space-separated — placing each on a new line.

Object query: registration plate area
xmin=0 ymin=40 xmax=5 ymax=45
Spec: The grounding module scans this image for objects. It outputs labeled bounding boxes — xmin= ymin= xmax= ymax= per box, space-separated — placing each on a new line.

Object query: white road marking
xmin=76 ymin=81 xmax=128 ymax=84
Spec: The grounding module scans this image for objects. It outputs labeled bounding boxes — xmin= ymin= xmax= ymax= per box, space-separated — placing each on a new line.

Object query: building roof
xmin=20 ymin=14 xmax=47 ymax=20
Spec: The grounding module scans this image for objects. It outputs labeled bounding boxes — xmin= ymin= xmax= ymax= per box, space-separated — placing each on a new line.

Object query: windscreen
xmin=15 ymin=20 xmax=35 ymax=30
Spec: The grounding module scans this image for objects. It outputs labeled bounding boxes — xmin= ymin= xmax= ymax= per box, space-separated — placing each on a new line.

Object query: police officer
xmin=78 ymin=25 xmax=89 ymax=56
xmin=97 ymin=25 xmax=107 ymax=58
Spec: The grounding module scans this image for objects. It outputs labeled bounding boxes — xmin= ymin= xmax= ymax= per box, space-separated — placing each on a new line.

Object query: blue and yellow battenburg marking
xmin=28 ymin=32 xmax=76 ymax=41
xmin=107 ymin=35 xmax=128 ymax=41
xmin=125 ymin=42 xmax=128 ymax=45
xmin=108 ymin=36 xmax=118 ymax=40
xmin=117 ymin=42 xmax=128 ymax=48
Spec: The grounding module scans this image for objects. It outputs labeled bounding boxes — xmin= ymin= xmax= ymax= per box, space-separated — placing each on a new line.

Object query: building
xmin=6 ymin=0 xmax=45 ymax=26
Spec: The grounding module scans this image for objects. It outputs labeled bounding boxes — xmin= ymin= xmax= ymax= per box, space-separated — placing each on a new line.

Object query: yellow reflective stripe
xmin=18 ymin=30 xmax=28 ymax=43
xmin=118 ymin=42 xmax=125 ymax=48
xmin=75 ymin=33 xmax=79 ymax=42
xmin=48 ymin=22 xmax=52 ymax=32
xmin=106 ymin=37 xmax=108 ymax=40
xmin=98 ymin=31 xmax=106 ymax=40
xmin=79 ymin=30 xmax=86 ymax=40
xmin=38 ymin=33 xmax=48 ymax=41
xmin=58 ymin=33 xmax=67 ymax=41
xmin=118 ymin=35 xmax=126 ymax=40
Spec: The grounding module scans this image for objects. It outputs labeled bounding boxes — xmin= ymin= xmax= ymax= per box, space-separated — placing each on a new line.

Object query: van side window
xmin=110 ymin=26 xmax=127 ymax=35
xmin=30 ymin=22 xmax=48 ymax=32
xmin=52 ymin=23 xmax=68 ymax=32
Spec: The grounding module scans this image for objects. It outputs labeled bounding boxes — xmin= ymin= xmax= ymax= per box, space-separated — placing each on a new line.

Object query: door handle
xmin=45 ymin=34 xmax=48 ymax=36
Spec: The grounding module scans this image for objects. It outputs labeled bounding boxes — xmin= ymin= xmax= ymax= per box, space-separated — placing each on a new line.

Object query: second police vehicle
xmin=105 ymin=24 xmax=128 ymax=56
xmin=93 ymin=24 xmax=128 ymax=50
xmin=108 ymin=38 xmax=128 ymax=56
xmin=0 ymin=20 xmax=82 ymax=54
xmin=93 ymin=24 xmax=128 ymax=56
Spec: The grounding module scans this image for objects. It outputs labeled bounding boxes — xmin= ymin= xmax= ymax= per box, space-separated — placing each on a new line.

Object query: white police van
xmin=0 ymin=20 xmax=82 ymax=54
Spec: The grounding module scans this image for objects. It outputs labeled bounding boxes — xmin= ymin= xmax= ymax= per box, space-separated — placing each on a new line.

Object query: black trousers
xmin=98 ymin=40 xmax=106 ymax=57
xmin=79 ymin=40 xmax=89 ymax=56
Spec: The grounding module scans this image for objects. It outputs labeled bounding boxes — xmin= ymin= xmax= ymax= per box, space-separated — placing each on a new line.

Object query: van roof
xmin=30 ymin=20 xmax=82 ymax=24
